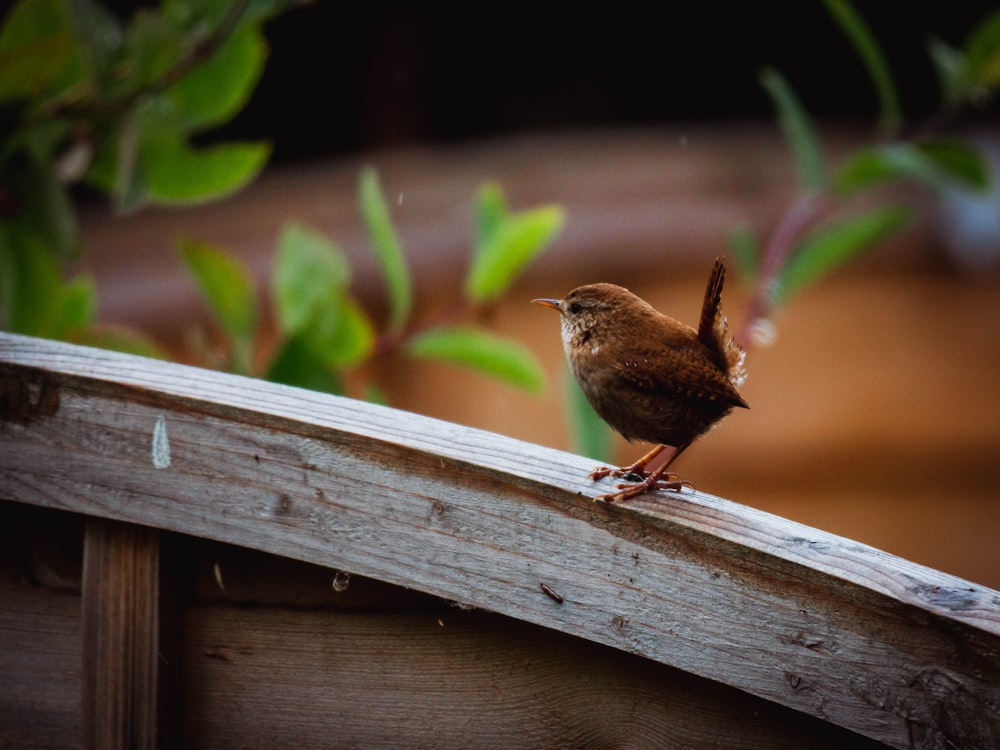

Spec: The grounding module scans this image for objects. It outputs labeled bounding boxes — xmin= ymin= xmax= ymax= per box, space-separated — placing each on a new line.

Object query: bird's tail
xmin=698 ymin=257 xmax=748 ymax=391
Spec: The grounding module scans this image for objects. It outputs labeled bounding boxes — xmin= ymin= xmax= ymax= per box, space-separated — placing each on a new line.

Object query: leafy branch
xmin=0 ymin=1 xmax=565 ymax=408
xmin=183 ymin=169 xmax=564 ymax=398
xmin=733 ymin=1 xmax=1000 ymax=347
xmin=0 ymin=0 xmax=299 ymax=353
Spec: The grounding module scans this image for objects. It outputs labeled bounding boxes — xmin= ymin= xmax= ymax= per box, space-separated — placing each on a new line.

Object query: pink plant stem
xmin=738 ymin=191 xmax=829 ymax=347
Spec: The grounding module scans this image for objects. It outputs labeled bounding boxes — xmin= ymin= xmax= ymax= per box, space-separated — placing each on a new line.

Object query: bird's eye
xmin=569 ymin=302 xmax=582 ymax=314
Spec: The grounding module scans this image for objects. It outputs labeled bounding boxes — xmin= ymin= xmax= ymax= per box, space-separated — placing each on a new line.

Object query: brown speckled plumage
xmin=533 ymin=257 xmax=747 ymax=502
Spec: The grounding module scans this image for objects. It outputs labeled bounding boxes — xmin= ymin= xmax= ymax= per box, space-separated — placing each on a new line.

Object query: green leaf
xmin=272 ymin=223 xmax=374 ymax=368
xmin=296 ymin=293 xmax=375 ymax=368
xmin=125 ymin=10 xmax=187 ymax=91
xmin=916 ymin=139 xmax=990 ymax=190
xmin=161 ymin=0 xmax=230 ymax=30
xmin=472 ymin=182 xmax=506 ymax=263
xmin=273 ymin=222 xmax=351 ymax=335
xmin=835 ymin=140 xmax=989 ymax=194
xmin=165 ymin=24 xmax=267 ymax=131
xmin=64 ymin=0 xmax=123 ymax=89
xmin=5 ymin=153 xmax=80 ymax=256
xmin=778 ymin=204 xmax=911 ymax=302
xmin=0 ymin=0 xmax=86 ymax=103
xmin=564 ymin=369 xmax=613 ymax=462
xmin=823 ymin=0 xmax=901 ymax=135
xmin=759 ymin=67 xmax=825 ymax=191
xmin=927 ymin=36 xmax=965 ymax=108
xmin=161 ymin=0 xmax=281 ymax=32
xmin=140 ymin=129 xmax=271 ymax=205
xmin=359 ymin=168 xmax=411 ymax=333
xmin=266 ymin=335 xmax=346 ymax=394
xmin=51 ymin=273 xmax=97 ymax=336
xmin=408 ymin=326 xmax=546 ymax=392
xmin=961 ymin=9 xmax=1000 ymax=92
xmin=0 ymin=224 xmax=61 ymax=335
xmin=86 ymin=110 xmax=145 ymax=212
xmin=18 ymin=115 xmax=70 ymax=164
xmin=179 ymin=238 xmax=257 ymax=339
xmin=179 ymin=238 xmax=258 ymax=373
xmin=0 ymin=223 xmax=94 ymax=339
xmin=465 ymin=186 xmax=564 ymax=304
xmin=835 ymin=147 xmax=903 ymax=193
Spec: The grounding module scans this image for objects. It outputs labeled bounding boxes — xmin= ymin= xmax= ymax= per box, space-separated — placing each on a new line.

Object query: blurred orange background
xmin=77 ymin=126 xmax=1000 ymax=589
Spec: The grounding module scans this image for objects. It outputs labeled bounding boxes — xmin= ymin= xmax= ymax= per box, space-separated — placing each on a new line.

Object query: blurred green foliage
xmin=0 ymin=0 xmax=294 ymax=351
xmin=0 ymin=1 xmax=563 ymax=406
xmin=734 ymin=1 xmax=1000 ymax=334
xmin=184 ymin=171 xmax=562 ymax=396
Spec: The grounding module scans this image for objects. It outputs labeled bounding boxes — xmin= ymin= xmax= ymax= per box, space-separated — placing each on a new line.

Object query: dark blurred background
xmin=171 ymin=3 xmax=997 ymax=161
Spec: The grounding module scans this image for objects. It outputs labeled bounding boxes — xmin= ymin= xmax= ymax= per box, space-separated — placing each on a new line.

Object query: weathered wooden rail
xmin=1 ymin=331 xmax=998 ymax=749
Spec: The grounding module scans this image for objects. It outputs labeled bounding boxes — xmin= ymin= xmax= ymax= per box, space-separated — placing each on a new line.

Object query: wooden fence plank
xmin=0 ymin=585 xmax=81 ymax=748
xmin=1 ymin=332 xmax=998 ymax=749
xmin=81 ymin=520 xmax=161 ymax=750
xmin=182 ymin=604 xmax=884 ymax=749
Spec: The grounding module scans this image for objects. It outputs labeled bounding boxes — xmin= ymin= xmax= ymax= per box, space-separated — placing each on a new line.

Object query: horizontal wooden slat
xmin=1 ymin=332 xmax=998 ymax=749
xmin=0 ymin=585 xmax=81 ymax=748
xmin=182 ymin=604 xmax=883 ymax=749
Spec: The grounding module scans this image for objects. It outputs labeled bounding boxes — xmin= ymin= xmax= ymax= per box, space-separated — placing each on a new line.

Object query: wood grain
xmin=0 ymin=584 xmax=81 ymax=749
xmin=81 ymin=520 xmax=161 ymax=750
xmin=182 ymin=603 xmax=884 ymax=750
xmin=2 ymin=332 xmax=999 ymax=749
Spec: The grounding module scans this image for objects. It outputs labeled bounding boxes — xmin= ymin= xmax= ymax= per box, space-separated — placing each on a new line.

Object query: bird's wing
xmin=612 ymin=340 xmax=748 ymax=409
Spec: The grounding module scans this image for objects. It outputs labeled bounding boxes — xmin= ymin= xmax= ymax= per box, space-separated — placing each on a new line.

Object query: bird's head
xmin=533 ymin=283 xmax=649 ymax=351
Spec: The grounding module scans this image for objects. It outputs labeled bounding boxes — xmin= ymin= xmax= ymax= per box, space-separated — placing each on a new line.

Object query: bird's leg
xmin=589 ymin=444 xmax=667 ymax=482
xmin=596 ymin=442 xmax=692 ymax=503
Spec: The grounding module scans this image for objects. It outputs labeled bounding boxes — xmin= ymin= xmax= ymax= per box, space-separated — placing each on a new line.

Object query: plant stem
xmin=738 ymin=191 xmax=830 ymax=347
xmin=370 ymin=299 xmax=475 ymax=358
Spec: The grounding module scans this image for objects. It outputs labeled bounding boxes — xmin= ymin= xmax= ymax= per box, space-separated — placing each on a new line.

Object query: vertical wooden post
xmin=81 ymin=520 xmax=161 ymax=750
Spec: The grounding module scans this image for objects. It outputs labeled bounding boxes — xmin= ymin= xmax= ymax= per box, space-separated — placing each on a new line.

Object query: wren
xmin=533 ymin=257 xmax=748 ymax=502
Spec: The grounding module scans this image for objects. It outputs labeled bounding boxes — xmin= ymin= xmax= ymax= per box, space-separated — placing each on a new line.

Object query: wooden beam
xmin=81 ymin=520 xmax=160 ymax=750
xmin=2 ymin=332 xmax=998 ymax=749
xmin=0 ymin=582 xmax=81 ymax=746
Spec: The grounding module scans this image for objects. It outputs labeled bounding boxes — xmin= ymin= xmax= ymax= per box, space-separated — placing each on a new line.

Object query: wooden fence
xmin=1 ymin=332 xmax=998 ymax=749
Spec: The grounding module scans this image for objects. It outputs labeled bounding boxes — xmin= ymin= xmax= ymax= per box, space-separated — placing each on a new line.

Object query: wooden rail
xmin=1 ymin=331 xmax=998 ymax=749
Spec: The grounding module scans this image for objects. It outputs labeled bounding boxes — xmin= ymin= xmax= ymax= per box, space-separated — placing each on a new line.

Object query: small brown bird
xmin=533 ymin=257 xmax=748 ymax=502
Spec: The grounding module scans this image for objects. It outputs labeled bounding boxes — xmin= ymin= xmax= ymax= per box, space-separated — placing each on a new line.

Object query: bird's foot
xmin=589 ymin=445 xmax=672 ymax=483
xmin=650 ymin=476 xmax=694 ymax=493
xmin=593 ymin=473 xmax=691 ymax=503
xmin=588 ymin=464 xmax=650 ymax=482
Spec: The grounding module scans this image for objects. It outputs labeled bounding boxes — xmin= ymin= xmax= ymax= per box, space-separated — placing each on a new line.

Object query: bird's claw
xmin=592 ymin=473 xmax=692 ymax=503
xmin=588 ymin=465 xmax=650 ymax=482
xmin=648 ymin=477 xmax=694 ymax=493
xmin=588 ymin=465 xmax=615 ymax=481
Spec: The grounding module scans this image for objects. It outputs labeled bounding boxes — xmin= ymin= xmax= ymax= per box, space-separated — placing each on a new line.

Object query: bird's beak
xmin=532 ymin=298 xmax=561 ymax=311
